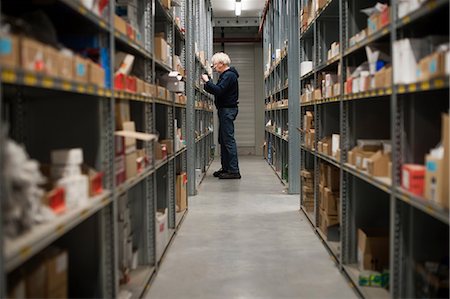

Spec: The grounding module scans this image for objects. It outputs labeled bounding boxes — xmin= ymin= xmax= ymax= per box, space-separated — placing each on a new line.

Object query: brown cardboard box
xmin=176 ymin=173 xmax=187 ymax=212
xmin=0 ymin=33 xmax=19 ymax=68
xmin=355 ymin=150 xmax=377 ymax=170
xmin=45 ymin=250 xmax=68 ymax=298
xmin=114 ymin=15 xmax=127 ymax=35
xmin=323 ymin=143 xmax=331 ymax=156
xmin=335 ymin=148 xmax=341 ymax=161
xmin=160 ymin=139 xmax=174 ymax=155
xmin=88 ymin=61 xmax=105 ymax=87
xmin=358 ymin=228 xmax=389 ymax=271
xmin=126 ymin=150 xmax=138 ymax=179
xmin=419 ymin=51 xmax=446 ymax=81
xmin=319 ymin=209 xmax=339 ymax=234
xmin=388 ymin=161 xmax=392 ymax=179
xmin=374 ymin=67 xmax=387 ymax=88
xmin=326 ymin=166 xmax=340 ymax=191
xmin=21 ymin=37 xmax=45 ymax=72
xmin=154 ymin=142 xmax=164 ymax=160
xmin=323 ymin=187 xmax=338 ymax=215
xmin=367 ymin=12 xmax=380 ymax=35
xmin=44 ymin=46 xmax=60 ymax=76
xmin=26 ymin=262 xmax=46 ymax=298
xmin=157 ymin=86 xmax=166 ymax=100
xmin=304 ymin=111 xmax=314 ymax=130
xmin=7 ymin=278 xmax=25 ymax=299
xmin=115 ymin=100 xmax=130 ymax=130
xmin=122 ymin=121 xmax=137 ymax=149
xmin=73 ymin=55 xmax=89 ymax=83
xmin=155 ymin=37 xmax=168 ymax=62
xmin=319 ymin=184 xmax=325 ymax=210
xmin=58 ymin=52 xmax=74 ymax=81
xmin=161 ymin=0 xmax=171 ymax=9
xmin=313 ymin=89 xmax=322 ymax=101
xmin=145 ymin=83 xmax=157 ymax=97
xmin=367 ymin=150 xmax=391 ymax=177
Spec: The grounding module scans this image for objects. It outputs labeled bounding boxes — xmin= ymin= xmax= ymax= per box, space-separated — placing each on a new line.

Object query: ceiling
xmin=210 ymin=0 xmax=266 ymax=18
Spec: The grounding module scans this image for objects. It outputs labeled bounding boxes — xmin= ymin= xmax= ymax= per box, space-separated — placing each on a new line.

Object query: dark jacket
xmin=204 ymin=67 xmax=239 ymax=108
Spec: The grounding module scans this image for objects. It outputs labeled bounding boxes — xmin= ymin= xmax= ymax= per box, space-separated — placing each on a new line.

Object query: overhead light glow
xmin=235 ymin=1 xmax=242 ymax=16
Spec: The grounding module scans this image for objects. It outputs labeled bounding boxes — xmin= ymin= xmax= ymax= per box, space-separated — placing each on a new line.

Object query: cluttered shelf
xmin=4 ymin=191 xmax=112 ymax=272
xmin=154 ymin=58 xmax=173 ymax=72
xmin=265 ymin=129 xmax=289 ymax=142
xmin=155 ymin=0 xmax=174 ymax=23
xmin=396 ymin=188 xmax=449 ymax=225
xmin=300 ymin=0 xmax=334 ymax=39
xmin=315 ymin=55 xmax=341 ymax=74
xmin=114 ymin=90 xmax=153 ymax=102
xmin=344 ymin=27 xmax=390 ymax=58
xmin=396 ymin=0 xmax=449 ymax=29
xmin=1 ymin=67 xmax=110 ymax=97
xmin=343 ymin=87 xmax=392 ymax=101
xmin=315 ymin=152 xmax=340 ymax=168
xmin=396 ymin=77 xmax=449 ymax=94
xmin=343 ymin=163 xmax=392 ymax=194
xmin=58 ymin=0 xmax=109 ymax=31
xmin=264 ymin=52 xmax=288 ymax=79
xmin=154 ymin=98 xmax=174 ymax=106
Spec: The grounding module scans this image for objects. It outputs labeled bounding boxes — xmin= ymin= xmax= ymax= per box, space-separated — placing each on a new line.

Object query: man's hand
xmin=201 ymin=74 xmax=209 ymax=82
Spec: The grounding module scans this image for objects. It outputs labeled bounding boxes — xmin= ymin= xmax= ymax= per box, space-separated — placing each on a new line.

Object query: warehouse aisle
xmin=145 ymin=156 xmax=357 ymax=299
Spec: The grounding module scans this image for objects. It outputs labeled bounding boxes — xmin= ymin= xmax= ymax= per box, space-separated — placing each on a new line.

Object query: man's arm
xmin=203 ymin=73 xmax=233 ymax=96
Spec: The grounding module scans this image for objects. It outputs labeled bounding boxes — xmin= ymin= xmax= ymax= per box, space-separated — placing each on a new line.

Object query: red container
xmin=126 ymin=76 xmax=137 ymax=93
xmin=379 ymin=7 xmax=390 ymax=28
xmin=46 ymin=187 xmax=66 ymax=214
xmin=114 ymin=73 xmax=126 ymax=90
xmin=402 ymin=164 xmax=426 ymax=196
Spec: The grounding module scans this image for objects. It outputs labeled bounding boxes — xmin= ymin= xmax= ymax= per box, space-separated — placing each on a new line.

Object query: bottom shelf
xmin=343 ymin=264 xmax=390 ymax=299
xmin=119 ymin=266 xmax=155 ymax=299
xmin=317 ymin=228 xmax=341 ymax=261
xmin=267 ymin=161 xmax=288 ymax=186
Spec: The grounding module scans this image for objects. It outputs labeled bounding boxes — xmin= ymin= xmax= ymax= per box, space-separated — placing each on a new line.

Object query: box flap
xmin=114 ymin=131 xmax=158 ymax=141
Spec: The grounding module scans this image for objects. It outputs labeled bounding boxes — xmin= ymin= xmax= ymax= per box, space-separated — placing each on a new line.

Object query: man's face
xmin=212 ymin=61 xmax=225 ymax=73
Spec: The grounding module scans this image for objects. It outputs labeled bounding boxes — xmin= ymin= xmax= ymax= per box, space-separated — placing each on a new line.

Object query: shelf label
xmin=435 ymin=79 xmax=444 ymax=88
xmin=427 ymin=0 xmax=437 ymax=10
xmin=2 ymin=70 xmax=16 ymax=82
xmin=20 ymin=246 xmax=32 ymax=259
xmin=62 ymin=82 xmax=71 ymax=91
xmin=371 ymin=91 xmax=376 ymax=96
xmin=78 ymin=6 xmax=87 ymax=15
xmin=402 ymin=16 xmax=411 ymax=24
xmin=55 ymin=224 xmax=65 ymax=235
xmin=387 ymin=88 xmax=393 ymax=94
xmin=99 ymin=21 xmax=107 ymax=28
xmin=77 ymin=85 xmax=86 ymax=93
xmin=421 ymin=81 xmax=430 ymax=90
xmin=98 ymin=89 xmax=105 ymax=96
xmin=42 ymin=78 xmax=54 ymax=88
xmin=87 ymin=85 xmax=95 ymax=94
xmin=24 ymin=74 xmax=37 ymax=86
xmin=398 ymin=85 xmax=406 ymax=93
xmin=408 ymin=84 xmax=417 ymax=92
xmin=80 ymin=208 xmax=89 ymax=218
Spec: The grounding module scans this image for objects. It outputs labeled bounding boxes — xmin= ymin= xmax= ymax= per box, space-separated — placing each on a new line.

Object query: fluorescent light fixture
xmin=235 ymin=0 xmax=242 ymax=16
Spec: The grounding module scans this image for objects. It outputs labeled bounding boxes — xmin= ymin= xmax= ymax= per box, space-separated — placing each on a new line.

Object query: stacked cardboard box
xmin=8 ymin=248 xmax=68 ymax=298
xmin=303 ymin=111 xmax=315 ymax=150
xmin=301 ymin=169 xmax=315 ymax=213
xmin=347 ymin=140 xmax=391 ymax=176
xmin=318 ymin=163 xmax=340 ymax=235
xmin=318 ymin=134 xmax=340 ymax=159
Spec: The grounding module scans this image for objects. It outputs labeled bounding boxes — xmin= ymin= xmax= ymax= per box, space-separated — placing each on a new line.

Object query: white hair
xmin=211 ymin=52 xmax=231 ymax=66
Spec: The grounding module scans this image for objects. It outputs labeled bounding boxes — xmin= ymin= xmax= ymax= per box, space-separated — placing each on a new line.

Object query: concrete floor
xmin=145 ymin=156 xmax=357 ymax=299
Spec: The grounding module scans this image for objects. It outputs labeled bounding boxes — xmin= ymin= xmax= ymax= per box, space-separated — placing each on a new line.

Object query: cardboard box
xmin=136 ymin=78 xmax=145 ymax=94
xmin=121 ymin=121 xmax=137 ymax=149
xmin=418 ymin=51 xmax=446 ymax=81
xmin=161 ymin=0 xmax=171 ymax=9
xmin=156 ymin=208 xmax=169 ymax=261
xmin=126 ymin=75 xmax=137 ymax=92
xmin=114 ymin=15 xmax=127 ymax=35
xmin=313 ymin=88 xmax=322 ymax=101
xmin=73 ymin=55 xmax=89 ymax=83
xmin=88 ymin=61 xmax=105 ymax=87
xmin=176 ymin=173 xmax=187 ymax=212
xmin=125 ymin=150 xmax=138 ymax=179
xmin=26 ymin=262 xmax=46 ymax=298
xmin=44 ymin=46 xmax=59 ymax=77
xmin=115 ymin=154 xmax=126 ymax=185
xmin=160 ymin=139 xmax=173 ymax=155
xmin=358 ymin=228 xmax=389 ymax=271
xmin=155 ymin=37 xmax=168 ymax=63
xmin=51 ymin=148 xmax=83 ymax=165
xmin=402 ymin=164 xmax=426 ymax=196
xmin=304 ymin=111 xmax=314 ymax=130
xmin=58 ymin=51 xmax=74 ymax=81
xmin=368 ymin=12 xmax=380 ymax=35
xmin=157 ymin=86 xmax=166 ymax=100
xmin=45 ymin=250 xmax=68 ymax=298
xmin=323 ymin=187 xmax=338 ymax=215
xmin=355 ymin=150 xmax=377 ymax=170
xmin=327 ymin=166 xmax=340 ymax=191
xmin=367 ymin=151 xmax=391 ymax=177
xmin=115 ymin=100 xmax=130 ymax=130
xmin=319 ymin=209 xmax=339 ymax=234
xmin=21 ymin=37 xmax=45 ymax=72
xmin=0 ymin=33 xmax=19 ymax=68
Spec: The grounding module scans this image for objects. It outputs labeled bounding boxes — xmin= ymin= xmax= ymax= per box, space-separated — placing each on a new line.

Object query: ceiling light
xmin=235 ymin=0 xmax=242 ymax=16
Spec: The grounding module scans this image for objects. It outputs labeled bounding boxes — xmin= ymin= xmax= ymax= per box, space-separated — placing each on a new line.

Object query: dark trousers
xmin=218 ymin=107 xmax=239 ymax=173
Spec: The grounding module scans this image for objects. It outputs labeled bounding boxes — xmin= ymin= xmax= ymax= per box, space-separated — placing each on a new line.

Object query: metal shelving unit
xmin=262 ymin=0 xmax=299 ymax=192
xmin=0 ymin=0 xmax=191 ymax=297
xmin=186 ymin=0 xmax=214 ymax=195
xmin=263 ymin=0 xmax=449 ymax=298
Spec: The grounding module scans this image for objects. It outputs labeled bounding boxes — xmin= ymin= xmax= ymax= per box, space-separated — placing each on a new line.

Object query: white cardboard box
xmin=51 ymin=148 xmax=83 ymax=165
xmin=156 ymin=208 xmax=169 ymax=261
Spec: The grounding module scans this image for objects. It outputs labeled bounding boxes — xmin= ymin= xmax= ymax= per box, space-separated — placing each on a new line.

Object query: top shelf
xmin=300 ymin=0 xmax=338 ymax=39
xmin=396 ymin=0 xmax=449 ymax=29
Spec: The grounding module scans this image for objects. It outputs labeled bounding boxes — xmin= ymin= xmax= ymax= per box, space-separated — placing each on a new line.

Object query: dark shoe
xmin=213 ymin=169 xmax=227 ymax=177
xmin=219 ymin=172 xmax=241 ymax=179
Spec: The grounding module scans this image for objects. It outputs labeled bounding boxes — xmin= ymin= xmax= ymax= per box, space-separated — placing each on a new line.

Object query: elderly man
xmin=201 ymin=52 xmax=241 ymax=179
